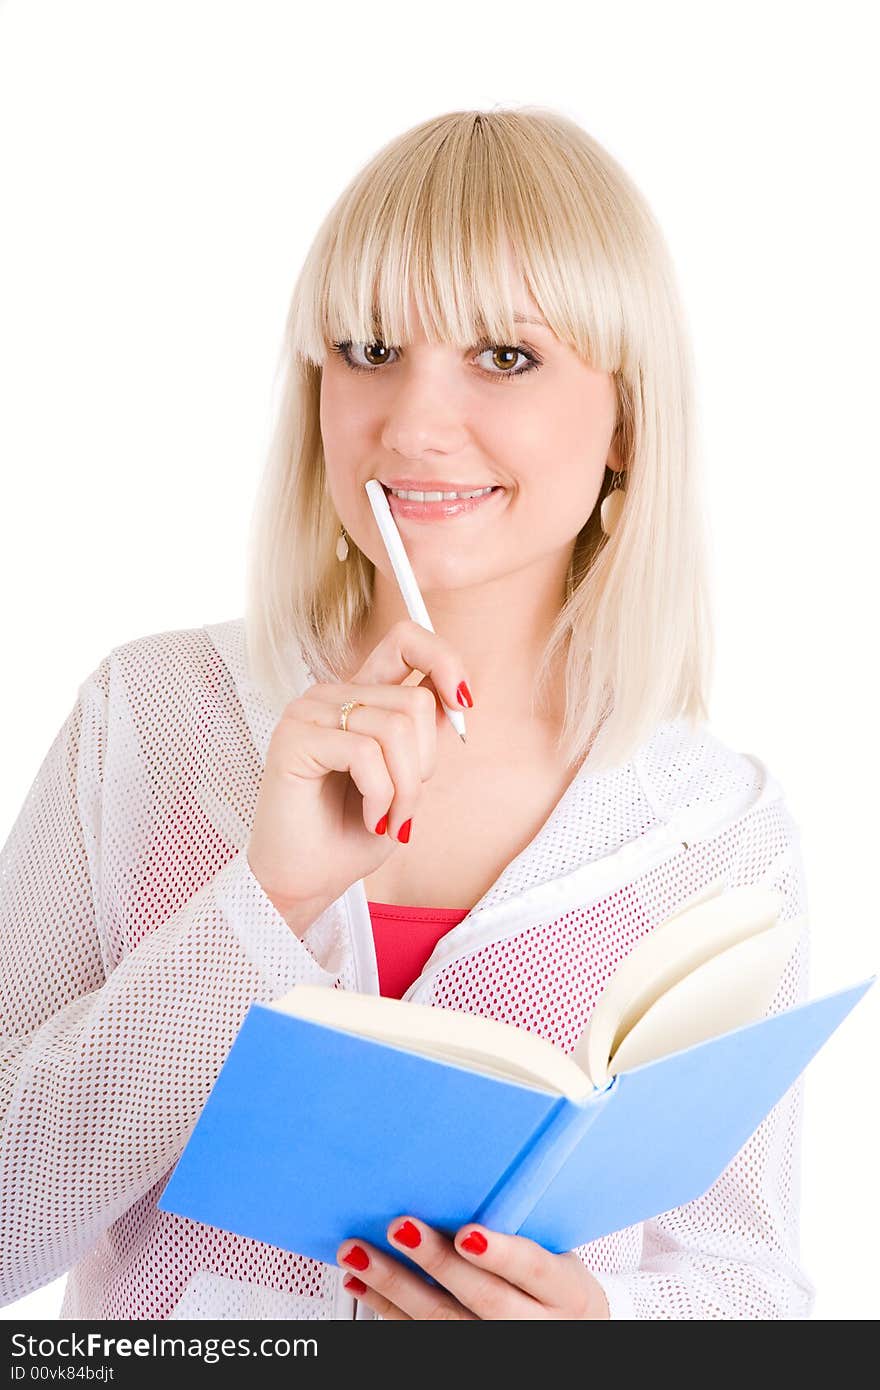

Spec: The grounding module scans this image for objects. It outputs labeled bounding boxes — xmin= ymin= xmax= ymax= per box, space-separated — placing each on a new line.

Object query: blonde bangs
xmin=291 ymin=108 xmax=631 ymax=376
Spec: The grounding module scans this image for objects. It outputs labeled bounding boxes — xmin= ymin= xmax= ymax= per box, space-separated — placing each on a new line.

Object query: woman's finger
xmin=453 ymin=1224 xmax=592 ymax=1312
xmin=338 ymin=1236 xmax=479 ymax=1320
xmin=342 ymin=1274 xmax=413 ymax=1320
xmin=297 ymin=683 xmax=437 ymax=783
xmin=261 ymin=723 xmax=395 ymax=839
xmin=298 ymin=700 xmax=422 ymax=838
xmin=350 ymin=618 xmax=475 ymax=723
xmin=377 ymin=1220 xmax=545 ymax=1319
xmin=387 ymin=1216 xmax=581 ymax=1315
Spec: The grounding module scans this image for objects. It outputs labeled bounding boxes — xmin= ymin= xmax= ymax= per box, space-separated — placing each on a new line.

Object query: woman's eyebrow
xmin=513 ymin=312 xmax=550 ymax=328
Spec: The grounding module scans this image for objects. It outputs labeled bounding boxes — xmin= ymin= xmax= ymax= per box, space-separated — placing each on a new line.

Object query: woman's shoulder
xmin=85 ymin=618 xmax=241 ymax=698
xmin=77 ymin=616 xmax=267 ymax=734
xmin=84 ymin=616 xmax=286 ymax=766
xmin=634 ymin=714 xmax=788 ymax=826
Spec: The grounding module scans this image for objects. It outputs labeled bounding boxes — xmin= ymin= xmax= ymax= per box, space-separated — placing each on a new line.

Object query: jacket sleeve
xmin=0 ymin=661 xmax=341 ymax=1307
xmin=587 ymin=798 xmax=817 ymax=1320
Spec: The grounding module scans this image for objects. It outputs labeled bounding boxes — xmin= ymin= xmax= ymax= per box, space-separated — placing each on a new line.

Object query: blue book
xmin=158 ymin=883 xmax=875 ymax=1267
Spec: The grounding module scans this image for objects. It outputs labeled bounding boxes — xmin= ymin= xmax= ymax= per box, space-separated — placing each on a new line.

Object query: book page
xmin=270 ymin=985 xmax=596 ymax=1102
xmin=606 ymin=916 xmax=805 ymax=1078
xmin=572 ymin=884 xmax=786 ymax=1086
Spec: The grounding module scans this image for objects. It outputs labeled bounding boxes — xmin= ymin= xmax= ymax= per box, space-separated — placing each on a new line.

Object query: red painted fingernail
xmin=397 ymin=818 xmax=412 ymax=844
xmin=343 ymin=1245 xmax=369 ymax=1270
xmin=392 ymin=1220 xmax=421 ymax=1248
xmin=461 ymin=1231 xmax=488 ymax=1254
xmin=374 ymin=814 xmax=388 ymax=835
xmin=344 ymin=1275 xmax=367 ymax=1295
xmin=456 ymin=681 xmax=473 ymax=708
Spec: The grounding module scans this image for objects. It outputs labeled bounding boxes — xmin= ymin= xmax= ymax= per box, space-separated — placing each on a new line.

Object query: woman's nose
xmin=380 ymin=369 xmax=470 ymax=459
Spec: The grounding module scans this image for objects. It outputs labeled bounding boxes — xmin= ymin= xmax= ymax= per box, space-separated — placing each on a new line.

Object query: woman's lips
xmin=384 ymin=486 xmax=505 ymax=523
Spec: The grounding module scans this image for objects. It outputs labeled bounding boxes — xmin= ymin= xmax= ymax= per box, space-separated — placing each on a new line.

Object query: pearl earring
xmin=335 ymin=525 xmax=349 ymax=562
xmin=600 ymin=470 xmax=626 ymax=537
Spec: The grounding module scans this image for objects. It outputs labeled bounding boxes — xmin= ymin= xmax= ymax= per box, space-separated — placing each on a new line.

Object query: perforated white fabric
xmin=0 ymin=617 xmax=815 ymax=1320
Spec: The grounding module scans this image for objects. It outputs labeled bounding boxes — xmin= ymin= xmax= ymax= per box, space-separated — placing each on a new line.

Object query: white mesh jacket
xmin=0 ymin=618 xmax=816 ymax=1320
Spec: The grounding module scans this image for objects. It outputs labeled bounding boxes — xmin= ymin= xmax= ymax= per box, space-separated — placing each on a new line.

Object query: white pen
xmin=364 ymin=478 xmax=468 ymax=743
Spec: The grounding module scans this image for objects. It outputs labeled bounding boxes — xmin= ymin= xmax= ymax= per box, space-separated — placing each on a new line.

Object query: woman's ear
xmin=605 ymin=421 xmax=623 ymax=474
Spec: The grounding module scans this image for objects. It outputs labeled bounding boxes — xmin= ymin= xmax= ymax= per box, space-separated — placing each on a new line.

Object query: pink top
xmin=366 ymin=901 xmax=469 ymax=999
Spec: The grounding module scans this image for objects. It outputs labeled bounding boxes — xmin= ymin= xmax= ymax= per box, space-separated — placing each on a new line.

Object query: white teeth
xmin=389 ymin=486 xmax=495 ymax=501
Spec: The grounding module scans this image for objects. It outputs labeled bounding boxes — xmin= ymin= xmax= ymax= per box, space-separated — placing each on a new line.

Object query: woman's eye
xmin=474 ymin=344 xmax=534 ymax=376
xmin=328 ymin=341 xmax=398 ymax=371
xmin=357 ymin=342 xmax=398 ymax=368
xmin=330 ymin=339 xmax=540 ymax=381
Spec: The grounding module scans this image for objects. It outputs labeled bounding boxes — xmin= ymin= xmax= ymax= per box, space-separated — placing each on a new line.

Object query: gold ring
xmin=338 ymin=699 xmax=362 ymax=732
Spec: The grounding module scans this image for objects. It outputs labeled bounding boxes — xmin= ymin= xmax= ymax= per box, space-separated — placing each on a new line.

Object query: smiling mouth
xmin=379 ymin=483 xmax=507 ymax=523
xmin=380 ymin=483 xmax=502 ymax=500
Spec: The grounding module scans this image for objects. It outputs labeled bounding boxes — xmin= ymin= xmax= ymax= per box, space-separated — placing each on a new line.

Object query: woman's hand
xmin=336 ymin=1216 xmax=610 ymax=1320
xmin=246 ymin=619 xmax=474 ymax=936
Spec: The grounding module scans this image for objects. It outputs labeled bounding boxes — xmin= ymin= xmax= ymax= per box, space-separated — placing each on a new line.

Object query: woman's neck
xmin=352 ymin=546 xmax=569 ymax=699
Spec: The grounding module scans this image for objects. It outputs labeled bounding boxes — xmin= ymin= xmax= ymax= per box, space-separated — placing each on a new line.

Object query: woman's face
xmin=319 ymin=251 xmax=620 ymax=596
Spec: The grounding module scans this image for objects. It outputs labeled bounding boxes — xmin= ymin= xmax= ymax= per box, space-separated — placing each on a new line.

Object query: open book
xmin=158 ymin=882 xmax=874 ymax=1267
xmin=273 ymin=880 xmax=809 ymax=1097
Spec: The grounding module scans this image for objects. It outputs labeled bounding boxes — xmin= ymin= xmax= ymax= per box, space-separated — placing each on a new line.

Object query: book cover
xmin=158 ymin=977 xmax=874 ymax=1266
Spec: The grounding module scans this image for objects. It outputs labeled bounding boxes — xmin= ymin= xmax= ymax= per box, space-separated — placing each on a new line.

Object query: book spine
xmin=472 ymin=1078 xmax=617 ymax=1235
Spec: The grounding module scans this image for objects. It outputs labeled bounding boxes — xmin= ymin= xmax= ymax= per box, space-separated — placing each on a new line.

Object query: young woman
xmin=0 ymin=107 xmax=814 ymax=1320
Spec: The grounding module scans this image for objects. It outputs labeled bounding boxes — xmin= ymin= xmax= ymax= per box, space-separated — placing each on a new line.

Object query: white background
xmin=1 ymin=0 xmax=877 ymax=1321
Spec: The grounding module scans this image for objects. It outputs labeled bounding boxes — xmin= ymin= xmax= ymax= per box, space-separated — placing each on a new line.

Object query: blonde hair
xmin=244 ymin=106 xmax=714 ymax=774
